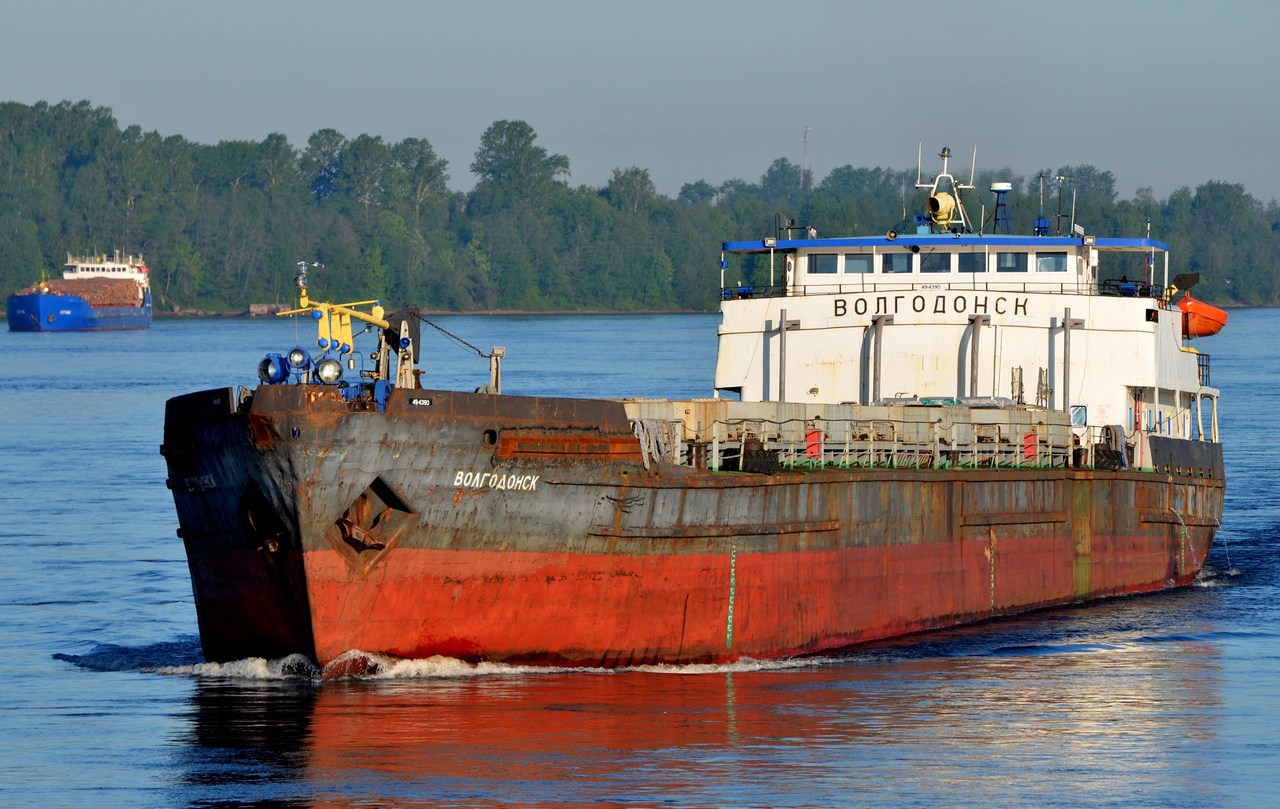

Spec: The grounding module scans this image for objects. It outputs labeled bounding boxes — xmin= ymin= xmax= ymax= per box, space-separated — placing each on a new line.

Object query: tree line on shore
xmin=2 ymin=100 xmax=1276 ymax=313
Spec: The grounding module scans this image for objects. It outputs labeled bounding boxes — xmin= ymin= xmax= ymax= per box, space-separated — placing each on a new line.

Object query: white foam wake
xmin=149 ymin=649 xmax=826 ymax=680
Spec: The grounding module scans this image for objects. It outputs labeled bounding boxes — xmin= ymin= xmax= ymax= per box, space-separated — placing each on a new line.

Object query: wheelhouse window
xmin=958 ymin=252 xmax=986 ymax=273
xmin=808 ymin=254 xmax=838 ymax=274
xmin=881 ymin=253 xmax=913 ymax=273
xmin=1036 ymin=252 xmax=1068 ymax=272
xmin=920 ymin=252 xmax=952 ymax=273
xmin=996 ymin=252 xmax=1028 ymax=272
xmin=844 ymin=254 xmax=872 ymax=274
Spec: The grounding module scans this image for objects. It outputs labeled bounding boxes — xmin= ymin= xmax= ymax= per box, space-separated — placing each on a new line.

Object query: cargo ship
xmin=6 ymin=251 xmax=152 ymax=331
xmin=163 ymin=149 xmax=1225 ymax=671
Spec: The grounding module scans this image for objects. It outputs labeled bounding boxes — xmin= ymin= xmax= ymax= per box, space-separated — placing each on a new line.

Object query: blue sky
xmin=3 ymin=0 xmax=1276 ymax=202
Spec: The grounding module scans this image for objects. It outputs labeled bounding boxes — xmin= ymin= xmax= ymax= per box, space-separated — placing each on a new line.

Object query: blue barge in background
xmin=7 ymin=251 xmax=152 ymax=332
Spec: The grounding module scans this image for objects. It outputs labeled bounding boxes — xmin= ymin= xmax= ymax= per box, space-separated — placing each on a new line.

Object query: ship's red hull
xmin=298 ymin=529 xmax=1206 ymax=668
xmin=165 ymin=385 xmax=1222 ymax=669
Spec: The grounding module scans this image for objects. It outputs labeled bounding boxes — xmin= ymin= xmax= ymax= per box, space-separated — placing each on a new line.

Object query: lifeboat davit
xmin=1176 ymin=292 xmax=1228 ymax=338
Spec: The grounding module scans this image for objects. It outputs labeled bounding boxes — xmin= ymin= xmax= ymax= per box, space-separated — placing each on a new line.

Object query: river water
xmin=0 ymin=310 xmax=1275 ymax=807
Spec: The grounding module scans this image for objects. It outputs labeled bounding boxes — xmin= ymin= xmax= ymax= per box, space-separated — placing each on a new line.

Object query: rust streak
xmin=961 ymin=511 xmax=1067 ymax=526
xmin=589 ymin=520 xmax=841 ymax=539
xmin=497 ymin=433 xmax=642 ymax=460
xmin=247 ymin=413 xmax=276 ymax=448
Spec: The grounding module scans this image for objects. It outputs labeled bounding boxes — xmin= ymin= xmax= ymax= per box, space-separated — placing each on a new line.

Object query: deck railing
xmin=634 ymin=413 xmax=1098 ymax=473
xmin=721 ymin=280 xmax=1167 ymax=302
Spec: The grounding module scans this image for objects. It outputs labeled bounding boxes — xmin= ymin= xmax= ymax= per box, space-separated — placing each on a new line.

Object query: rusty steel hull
xmin=163 ymin=385 xmax=1224 ymax=668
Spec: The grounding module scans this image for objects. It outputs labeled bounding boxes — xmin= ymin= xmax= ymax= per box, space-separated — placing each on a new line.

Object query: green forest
xmin=2 ymin=100 xmax=1277 ymax=313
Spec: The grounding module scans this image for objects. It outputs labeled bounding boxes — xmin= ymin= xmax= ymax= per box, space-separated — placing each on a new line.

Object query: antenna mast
xmin=802 ymin=127 xmax=812 ymax=195
xmin=1035 ymin=173 xmax=1051 ymax=236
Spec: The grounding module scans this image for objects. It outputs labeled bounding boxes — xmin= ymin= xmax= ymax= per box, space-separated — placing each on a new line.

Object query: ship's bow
xmin=162 ymin=388 xmax=316 ymax=663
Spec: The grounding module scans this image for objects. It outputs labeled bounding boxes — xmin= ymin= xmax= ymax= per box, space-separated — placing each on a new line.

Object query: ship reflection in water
xmin=173 ymin=600 xmax=1226 ymax=808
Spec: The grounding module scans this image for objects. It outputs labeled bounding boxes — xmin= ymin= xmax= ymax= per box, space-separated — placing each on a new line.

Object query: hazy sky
xmin=4 ymin=0 xmax=1276 ymax=203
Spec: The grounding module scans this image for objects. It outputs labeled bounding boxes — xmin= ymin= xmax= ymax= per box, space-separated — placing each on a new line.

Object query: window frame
xmin=881 ymin=253 xmax=913 ymax=274
xmin=996 ymin=251 xmax=1028 ymax=273
xmin=919 ymin=252 xmax=953 ymax=274
xmin=808 ymin=253 xmax=838 ymax=274
xmin=958 ymin=252 xmax=987 ymax=273
xmin=1035 ymin=251 xmax=1069 ymax=273
xmin=843 ymin=253 xmax=873 ymax=274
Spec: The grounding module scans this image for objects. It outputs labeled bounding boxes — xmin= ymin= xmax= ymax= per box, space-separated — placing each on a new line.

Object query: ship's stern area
xmin=1146 ymin=434 xmax=1226 ymax=583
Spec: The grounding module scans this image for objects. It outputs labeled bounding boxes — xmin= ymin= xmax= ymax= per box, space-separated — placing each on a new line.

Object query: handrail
xmin=635 ymin=413 xmax=1083 ymax=472
xmin=721 ymin=281 xmax=1168 ymax=301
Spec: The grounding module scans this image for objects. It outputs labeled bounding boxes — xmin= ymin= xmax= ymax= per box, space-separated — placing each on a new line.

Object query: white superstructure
xmin=63 ymin=250 xmax=151 ymax=289
xmin=714 ymin=151 xmax=1221 ymax=468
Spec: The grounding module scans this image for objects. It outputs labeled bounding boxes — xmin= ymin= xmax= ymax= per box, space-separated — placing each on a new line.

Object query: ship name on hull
xmin=833 ymin=294 xmax=1030 ymax=318
xmin=453 ymin=470 xmax=541 ymax=491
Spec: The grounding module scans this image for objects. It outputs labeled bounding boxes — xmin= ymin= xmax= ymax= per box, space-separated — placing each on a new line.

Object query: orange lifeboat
xmin=1176 ymin=292 xmax=1228 ymax=338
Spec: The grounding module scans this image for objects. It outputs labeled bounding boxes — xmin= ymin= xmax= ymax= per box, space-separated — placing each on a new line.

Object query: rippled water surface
xmin=0 ymin=310 xmax=1276 ymax=807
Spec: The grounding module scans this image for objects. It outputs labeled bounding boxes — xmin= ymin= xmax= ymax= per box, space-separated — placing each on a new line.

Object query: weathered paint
xmin=292 ymin=527 xmax=1207 ymax=667
xmin=163 ymin=384 xmax=1223 ymax=668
